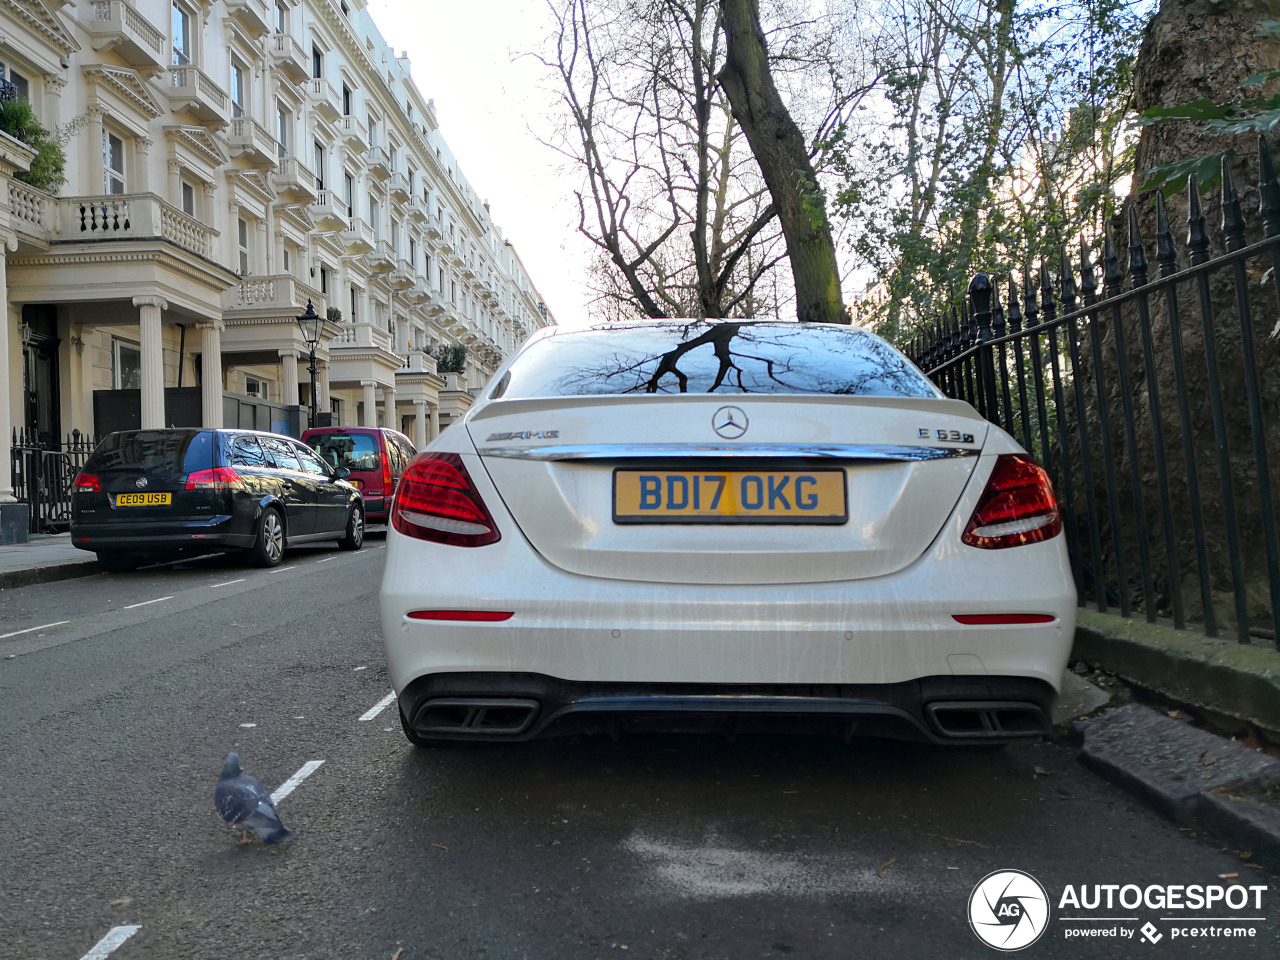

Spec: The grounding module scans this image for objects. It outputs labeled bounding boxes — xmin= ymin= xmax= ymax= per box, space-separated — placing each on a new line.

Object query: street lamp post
xmin=296 ymin=299 xmax=324 ymax=427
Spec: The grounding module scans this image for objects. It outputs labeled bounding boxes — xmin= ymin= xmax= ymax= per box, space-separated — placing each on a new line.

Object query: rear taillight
xmin=382 ymin=448 xmax=393 ymax=494
xmin=185 ymin=466 xmax=241 ymax=490
xmin=73 ymin=472 xmax=100 ymax=493
xmin=962 ymin=454 xmax=1062 ymax=549
xmin=391 ymin=452 xmax=501 ymax=547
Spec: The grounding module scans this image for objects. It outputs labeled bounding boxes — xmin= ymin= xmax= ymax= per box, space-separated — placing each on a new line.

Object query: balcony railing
xmin=390 ymin=259 xmax=414 ymax=290
xmin=406 ymin=197 xmax=429 ymax=223
xmin=305 ymin=78 xmax=340 ymax=120
xmin=336 ymin=115 xmax=368 ymax=153
xmin=47 ymin=193 xmax=217 ymax=259
xmin=229 ymin=117 xmax=279 ymax=167
xmin=309 ymin=189 xmax=348 ymax=232
xmin=424 ymin=215 xmax=441 ymax=239
xmin=9 ymin=180 xmax=51 ymax=238
xmin=85 ymin=0 xmax=165 ymax=68
xmin=340 ymin=217 xmax=375 ymax=254
xmin=365 ymin=146 xmax=390 ymax=181
xmin=165 ymin=65 xmax=229 ymax=127
xmin=224 ymin=0 xmax=271 ymax=36
xmin=369 ymin=239 xmax=395 ymax=273
xmin=388 ymin=172 xmax=410 ymax=202
xmin=330 ymin=321 xmax=395 ymax=353
xmin=274 ymin=157 xmax=318 ymax=203
xmin=398 ymin=350 xmax=438 ymax=376
xmin=269 ymin=34 xmax=309 ymax=83
xmin=223 ymin=274 xmax=325 ymax=314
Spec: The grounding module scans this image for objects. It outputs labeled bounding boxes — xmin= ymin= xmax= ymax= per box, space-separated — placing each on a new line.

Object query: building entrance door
xmin=21 ymin=305 xmax=60 ymax=448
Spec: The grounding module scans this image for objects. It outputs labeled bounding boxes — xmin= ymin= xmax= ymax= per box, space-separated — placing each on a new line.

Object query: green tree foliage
xmin=0 ymin=98 xmax=65 ymax=193
xmin=832 ymin=0 xmax=1150 ymax=342
xmin=432 ymin=344 xmax=468 ymax=374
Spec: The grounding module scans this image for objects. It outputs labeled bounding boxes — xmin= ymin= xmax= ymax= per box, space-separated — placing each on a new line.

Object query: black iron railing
xmin=9 ymin=429 xmax=98 ymax=535
xmin=912 ymin=138 xmax=1280 ymax=648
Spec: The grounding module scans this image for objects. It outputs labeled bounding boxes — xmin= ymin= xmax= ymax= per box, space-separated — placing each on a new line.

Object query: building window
xmin=0 ymin=62 xmax=30 ymax=102
xmin=342 ymin=83 xmax=352 ymax=115
xmin=425 ymin=253 xmax=433 ymax=285
xmin=343 ymin=172 xmax=354 ymax=217
xmin=103 ymin=131 xmax=125 ymax=194
xmin=112 ymin=338 xmax=141 ymax=389
xmin=180 ymin=180 xmax=196 ymax=216
xmin=276 ymin=104 xmax=290 ymax=158
xmin=369 ymin=205 xmax=379 ymax=240
xmin=245 ymin=374 xmax=268 ymax=400
xmin=409 ymin=237 xmax=416 ymax=269
xmin=283 ymin=246 xmax=291 ymax=274
xmin=238 ymin=217 xmax=250 ymax=274
xmin=319 ymin=265 xmax=328 ymax=293
xmin=340 ymin=0 xmax=349 ymax=16
xmin=330 ymin=397 xmax=341 ymax=421
xmin=313 ymin=140 xmax=325 ymax=189
xmin=274 ymin=0 xmax=287 ymax=33
xmin=172 ymin=2 xmax=192 ymax=66
xmin=230 ymin=61 xmax=247 ymax=118
xmin=312 ymin=45 xmax=323 ymax=80
xmin=350 ymin=286 xmax=358 ymax=321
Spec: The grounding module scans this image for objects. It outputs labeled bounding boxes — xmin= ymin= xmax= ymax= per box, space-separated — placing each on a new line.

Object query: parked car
xmin=380 ymin=321 xmax=1077 ymax=748
xmin=71 ymin=428 xmax=365 ymax=572
xmin=300 ymin=426 xmax=416 ymax=523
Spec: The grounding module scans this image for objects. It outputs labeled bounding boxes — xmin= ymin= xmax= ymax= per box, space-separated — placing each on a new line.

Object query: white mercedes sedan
xmin=379 ymin=321 xmax=1076 ymax=747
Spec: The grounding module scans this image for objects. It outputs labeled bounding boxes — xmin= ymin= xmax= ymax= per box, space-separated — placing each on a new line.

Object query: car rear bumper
xmin=397 ymin=672 xmax=1056 ymax=744
xmin=70 ymin=516 xmax=253 ymax=552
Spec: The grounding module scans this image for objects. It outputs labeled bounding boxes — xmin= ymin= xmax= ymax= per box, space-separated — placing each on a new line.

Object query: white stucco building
xmin=0 ymin=0 xmax=554 ymax=537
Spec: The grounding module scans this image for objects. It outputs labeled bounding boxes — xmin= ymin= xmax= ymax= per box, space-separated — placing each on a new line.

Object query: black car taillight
xmin=391 ymin=453 xmax=501 ymax=547
xmin=962 ymin=454 xmax=1062 ymax=549
xmin=185 ymin=466 xmax=241 ymax=491
xmin=73 ymin=472 xmax=101 ymax=493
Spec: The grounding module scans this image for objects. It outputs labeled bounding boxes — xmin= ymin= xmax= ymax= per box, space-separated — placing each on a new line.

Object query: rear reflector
xmin=962 ymin=454 xmax=1062 ymax=549
xmin=952 ymin=614 xmax=1056 ymax=625
xmin=391 ymin=453 xmax=501 ymax=547
xmin=407 ymin=610 xmax=514 ymax=622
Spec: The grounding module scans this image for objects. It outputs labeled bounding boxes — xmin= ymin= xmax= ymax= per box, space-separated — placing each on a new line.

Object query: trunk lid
xmin=469 ymin=395 xmax=988 ymax=585
xmin=74 ymin=429 xmax=222 ymax=523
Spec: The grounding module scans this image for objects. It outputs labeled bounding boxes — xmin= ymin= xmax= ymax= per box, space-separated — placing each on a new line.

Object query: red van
xmin=301 ymin=426 xmax=416 ymax=523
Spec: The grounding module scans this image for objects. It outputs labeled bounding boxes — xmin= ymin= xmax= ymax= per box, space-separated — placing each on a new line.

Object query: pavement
xmin=4 ymin=535 xmax=1277 ymax=879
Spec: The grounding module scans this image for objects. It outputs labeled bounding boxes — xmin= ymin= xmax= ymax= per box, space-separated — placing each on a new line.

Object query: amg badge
xmin=486 ymin=430 xmax=560 ymax=441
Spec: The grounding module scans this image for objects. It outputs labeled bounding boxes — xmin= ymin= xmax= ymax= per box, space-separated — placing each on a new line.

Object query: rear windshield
xmin=497 ymin=322 xmax=941 ymax=398
xmin=306 ymin=432 xmax=380 ymax=472
xmin=84 ymin=431 xmax=215 ymax=475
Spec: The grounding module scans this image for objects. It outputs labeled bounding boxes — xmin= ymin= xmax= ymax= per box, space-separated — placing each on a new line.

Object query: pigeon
xmin=214 ymin=752 xmax=293 ymax=846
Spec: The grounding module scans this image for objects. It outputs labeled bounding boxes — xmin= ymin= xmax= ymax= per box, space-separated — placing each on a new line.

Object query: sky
xmin=363 ymin=0 xmax=593 ymax=328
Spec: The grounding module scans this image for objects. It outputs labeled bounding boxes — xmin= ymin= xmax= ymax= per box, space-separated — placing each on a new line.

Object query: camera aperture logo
xmin=969 ymin=870 xmax=1050 ymax=951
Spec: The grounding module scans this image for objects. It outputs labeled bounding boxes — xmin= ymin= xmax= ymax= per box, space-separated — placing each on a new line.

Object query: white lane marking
xmin=122 ymin=596 xmax=172 ymax=610
xmin=209 ymin=578 xmax=246 ymax=588
xmin=270 ymin=760 xmax=324 ymax=804
xmin=0 ymin=620 xmax=70 ymax=640
xmin=359 ymin=691 xmax=396 ymax=722
xmin=268 ymin=565 xmax=290 ymax=573
xmin=353 ymin=665 xmax=367 ymax=672
xmin=80 ymin=925 xmax=141 ymax=960
xmin=314 ymin=557 xmax=336 ymax=564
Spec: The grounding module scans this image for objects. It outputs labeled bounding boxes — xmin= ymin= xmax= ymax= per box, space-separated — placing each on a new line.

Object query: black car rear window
xmin=497 ymin=322 xmax=942 ymax=398
xmin=307 ymin=433 xmax=380 ymax=472
xmin=84 ymin=431 xmax=215 ymax=475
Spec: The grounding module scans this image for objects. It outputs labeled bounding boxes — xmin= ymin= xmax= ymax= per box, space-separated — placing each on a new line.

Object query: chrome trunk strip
xmin=474 ymin=443 xmax=979 ymax=461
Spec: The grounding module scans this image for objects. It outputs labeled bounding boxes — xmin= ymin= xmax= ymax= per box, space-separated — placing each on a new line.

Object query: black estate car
xmin=71 ymin=428 xmax=365 ymax=572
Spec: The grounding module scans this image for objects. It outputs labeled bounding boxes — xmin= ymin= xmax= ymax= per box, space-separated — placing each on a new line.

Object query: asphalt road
xmin=0 ymin=538 xmax=1275 ymax=960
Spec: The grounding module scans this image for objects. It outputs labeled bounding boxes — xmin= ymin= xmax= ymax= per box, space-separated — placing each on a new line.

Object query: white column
xmin=133 ymin=296 xmax=167 ymax=429
xmin=361 ymin=380 xmax=377 ymax=426
xmin=382 ymin=383 xmax=396 ymax=431
xmin=412 ymin=399 xmax=427 ymax=449
xmin=198 ymin=320 xmax=224 ymax=428
xmin=0 ymin=250 xmax=13 ymax=500
xmin=279 ymin=350 xmax=300 ymax=406
xmin=429 ymin=401 xmax=440 ymax=441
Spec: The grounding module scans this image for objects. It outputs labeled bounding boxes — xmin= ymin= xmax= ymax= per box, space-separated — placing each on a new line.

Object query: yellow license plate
xmin=613 ymin=469 xmax=846 ymax=524
xmin=115 ymin=492 xmax=171 ymax=507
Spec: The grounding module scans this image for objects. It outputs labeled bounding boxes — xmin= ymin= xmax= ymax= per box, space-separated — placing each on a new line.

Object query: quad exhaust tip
xmin=925 ymin=700 xmax=1048 ymax=738
xmin=412 ymin=697 xmax=540 ymax=736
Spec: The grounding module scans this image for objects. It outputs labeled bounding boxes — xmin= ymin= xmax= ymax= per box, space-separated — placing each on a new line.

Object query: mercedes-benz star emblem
xmin=712 ymin=405 xmax=748 ymax=440
xmin=135 ymin=477 xmax=148 ymax=489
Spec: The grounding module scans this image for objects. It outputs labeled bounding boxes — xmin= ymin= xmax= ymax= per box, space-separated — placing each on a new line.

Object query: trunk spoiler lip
xmin=473 ymin=442 xmax=980 ymax=462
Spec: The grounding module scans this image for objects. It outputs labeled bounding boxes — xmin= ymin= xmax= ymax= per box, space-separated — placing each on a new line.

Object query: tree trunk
xmin=716 ymin=0 xmax=845 ymax=323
